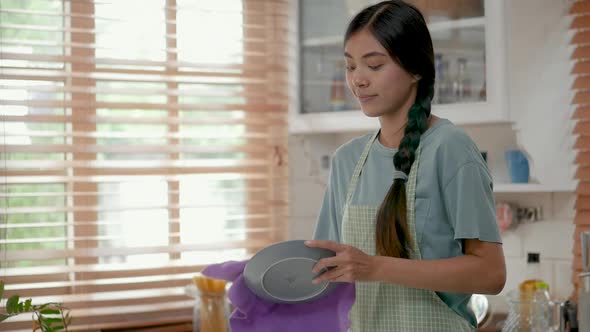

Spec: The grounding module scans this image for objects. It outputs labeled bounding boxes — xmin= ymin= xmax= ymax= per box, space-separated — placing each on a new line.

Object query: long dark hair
xmin=345 ymin=1 xmax=435 ymax=258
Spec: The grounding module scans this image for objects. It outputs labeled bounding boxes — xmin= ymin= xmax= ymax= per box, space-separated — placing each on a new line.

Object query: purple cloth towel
xmin=202 ymin=260 xmax=355 ymax=332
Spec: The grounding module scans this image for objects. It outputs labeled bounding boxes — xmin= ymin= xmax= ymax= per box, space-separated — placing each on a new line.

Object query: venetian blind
xmin=571 ymin=0 xmax=590 ymax=300
xmin=0 ymin=0 xmax=290 ymax=330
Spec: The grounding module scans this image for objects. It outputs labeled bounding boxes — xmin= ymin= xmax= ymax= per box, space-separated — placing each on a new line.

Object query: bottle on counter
xmin=435 ymin=54 xmax=452 ymax=104
xmin=330 ymin=60 xmax=346 ymax=111
xmin=519 ymin=252 xmax=545 ymax=331
xmin=479 ymin=54 xmax=487 ymax=101
xmin=433 ymin=53 xmax=442 ymax=104
xmin=452 ymin=57 xmax=471 ymax=102
xmin=531 ymin=281 xmax=555 ymax=331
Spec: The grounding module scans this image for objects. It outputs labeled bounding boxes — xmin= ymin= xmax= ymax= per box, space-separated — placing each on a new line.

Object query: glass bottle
xmin=479 ymin=54 xmax=487 ymax=101
xmin=193 ymin=275 xmax=229 ymax=332
xmin=330 ymin=60 xmax=346 ymax=111
xmin=452 ymin=57 xmax=471 ymax=102
xmin=436 ymin=55 xmax=452 ymax=104
xmin=531 ymin=281 xmax=553 ymax=331
xmin=433 ymin=53 xmax=442 ymax=104
xmin=196 ymin=289 xmax=229 ymax=332
xmin=519 ymin=253 xmax=544 ymax=331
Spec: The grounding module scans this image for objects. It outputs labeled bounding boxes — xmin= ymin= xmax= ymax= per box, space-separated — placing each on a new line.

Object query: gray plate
xmin=244 ymin=240 xmax=337 ymax=304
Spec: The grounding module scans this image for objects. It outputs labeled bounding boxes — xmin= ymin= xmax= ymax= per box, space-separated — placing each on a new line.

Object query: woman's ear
xmin=412 ymin=75 xmax=422 ymax=83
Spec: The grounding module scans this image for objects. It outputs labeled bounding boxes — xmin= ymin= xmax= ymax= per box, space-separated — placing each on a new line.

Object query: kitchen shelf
xmin=302 ymin=17 xmax=485 ymax=48
xmin=493 ymin=183 xmax=577 ymax=193
xmin=291 ymin=102 xmax=508 ymax=134
xmin=294 ymin=0 xmax=509 ymax=133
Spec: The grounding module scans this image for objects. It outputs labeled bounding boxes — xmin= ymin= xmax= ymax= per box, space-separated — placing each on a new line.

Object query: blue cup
xmin=505 ymin=150 xmax=529 ymax=183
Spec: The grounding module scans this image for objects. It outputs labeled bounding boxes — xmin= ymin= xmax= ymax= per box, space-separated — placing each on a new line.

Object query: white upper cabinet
xmin=290 ymin=0 xmax=509 ymax=134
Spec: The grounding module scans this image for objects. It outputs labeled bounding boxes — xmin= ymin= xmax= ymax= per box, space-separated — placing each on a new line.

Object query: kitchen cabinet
xmin=290 ymin=0 xmax=509 ymax=134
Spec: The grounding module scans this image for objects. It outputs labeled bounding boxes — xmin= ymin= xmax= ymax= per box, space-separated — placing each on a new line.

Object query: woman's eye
xmin=346 ymin=66 xmax=355 ymax=71
xmin=369 ymin=65 xmax=383 ymax=70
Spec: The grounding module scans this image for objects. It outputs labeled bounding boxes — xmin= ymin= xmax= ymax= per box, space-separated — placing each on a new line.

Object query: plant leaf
xmin=52 ymin=325 xmax=64 ymax=331
xmin=0 ymin=313 xmax=11 ymax=322
xmin=40 ymin=308 xmax=60 ymax=315
xmin=24 ymin=298 xmax=32 ymax=311
xmin=35 ymin=303 xmax=53 ymax=311
xmin=6 ymin=295 xmax=19 ymax=314
xmin=0 ymin=280 xmax=4 ymax=300
xmin=43 ymin=318 xmax=63 ymax=327
xmin=40 ymin=317 xmax=62 ymax=324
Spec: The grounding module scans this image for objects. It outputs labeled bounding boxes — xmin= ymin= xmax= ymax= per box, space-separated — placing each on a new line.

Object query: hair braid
xmin=375 ymin=85 xmax=432 ymax=258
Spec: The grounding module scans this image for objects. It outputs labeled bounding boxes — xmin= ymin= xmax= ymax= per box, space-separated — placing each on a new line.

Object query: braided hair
xmin=345 ymin=1 xmax=435 ymax=258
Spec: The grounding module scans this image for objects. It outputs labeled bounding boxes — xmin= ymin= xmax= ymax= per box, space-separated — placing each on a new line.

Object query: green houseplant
xmin=0 ymin=281 xmax=71 ymax=332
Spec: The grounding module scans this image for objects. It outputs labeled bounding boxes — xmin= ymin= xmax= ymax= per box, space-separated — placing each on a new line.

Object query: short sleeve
xmin=312 ymin=160 xmax=342 ymax=242
xmin=442 ymin=162 xmax=502 ymax=243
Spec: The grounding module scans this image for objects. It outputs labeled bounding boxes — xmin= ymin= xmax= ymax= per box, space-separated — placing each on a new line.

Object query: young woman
xmin=305 ymin=1 xmax=506 ymax=331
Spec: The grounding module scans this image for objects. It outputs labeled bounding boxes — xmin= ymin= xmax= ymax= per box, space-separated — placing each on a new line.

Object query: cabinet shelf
xmin=290 ymin=102 xmax=510 ymax=134
xmin=302 ymin=17 xmax=485 ymax=48
xmin=493 ymin=183 xmax=576 ymax=193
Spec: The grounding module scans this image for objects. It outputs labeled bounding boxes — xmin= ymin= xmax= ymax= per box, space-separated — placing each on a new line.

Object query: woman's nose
xmin=352 ymin=73 xmax=369 ymax=88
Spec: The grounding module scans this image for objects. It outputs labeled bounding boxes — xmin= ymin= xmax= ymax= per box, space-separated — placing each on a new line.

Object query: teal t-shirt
xmin=313 ymin=118 xmax=502 ymax=328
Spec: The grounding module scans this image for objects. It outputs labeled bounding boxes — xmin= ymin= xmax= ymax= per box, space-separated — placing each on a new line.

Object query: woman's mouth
xmin=358 ymin=95 xmax=377 ymax=103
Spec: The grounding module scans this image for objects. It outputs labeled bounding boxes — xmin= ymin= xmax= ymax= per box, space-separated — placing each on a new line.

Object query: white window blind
xmin=0 ymin=0 xmax=291 ymax=330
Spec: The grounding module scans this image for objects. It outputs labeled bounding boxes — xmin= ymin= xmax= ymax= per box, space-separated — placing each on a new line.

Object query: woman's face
xmin=344 ymin=28 xmax=418 ymax=118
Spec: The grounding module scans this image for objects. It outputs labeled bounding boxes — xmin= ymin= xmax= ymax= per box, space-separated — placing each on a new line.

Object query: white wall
xmin=507 ymin=0 xmax=576 ymax=189
xmin=288 ymin=0 xmax=577 ymax=314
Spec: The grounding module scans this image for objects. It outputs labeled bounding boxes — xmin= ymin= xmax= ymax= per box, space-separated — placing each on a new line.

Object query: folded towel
xmin=203 ymin=260 xmax=355 ymax=332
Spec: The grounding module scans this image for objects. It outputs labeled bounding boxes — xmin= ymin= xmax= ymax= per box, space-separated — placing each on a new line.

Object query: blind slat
xmin=0 ymin=187 xmax=271 ymax=198
xmin=571 ymin=0 xmax=590 ymax=15
xmin=576 ymin=151 xmax=590 ymax=165
xmin=2 ymin=173 xmax=288 ymax=184
xmin=2 ymin=114 xmax=287 ymax=126
xmin=574 ymin=105 xmax=590 ymax=119
xmin=573 ymin=75 xmax=590 ymax=90
xmin=573 ymin=89 xmax=590 ymax=104
xmin=0 ymin=83 xmax=289 ymax=99
xmin=0 ymin=68 xmax=286 ymax=85
xmin=2 ymin=201 xmax=287 ymax=215
xmin=574 ymin=120 xmax=590 ymax=135
xmin=3 ymin=239 xmax=271 ymax=260
xmin=0 ymin=218 xmax=276 ymax=230
xmin=2 ymin=99 xmax=287 ymax=112
xmin=3 ymin=144 xmax=273 ymax=154
xmin=572 ymin=30 xmax=590 ymax=46
xmin=572 ymin=60 xmax=590 ymax=75
xmin=1 ymin=51 xmax=292 ymax=72
xmin=572 ymin=14 xmax=590 ymax=30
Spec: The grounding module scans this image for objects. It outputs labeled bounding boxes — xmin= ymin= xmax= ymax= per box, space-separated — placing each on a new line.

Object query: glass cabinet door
xmin=299 ymin=0 xmax=486 ymax=114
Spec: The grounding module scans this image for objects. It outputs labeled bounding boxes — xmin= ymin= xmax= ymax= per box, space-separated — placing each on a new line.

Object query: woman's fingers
xmin=312 ymin=256 xmax=340 ymax=274
xmin=312 ymin=266 xmax=347 ymax=283
xmin=305 ymin=240 xmax=347 ymax=253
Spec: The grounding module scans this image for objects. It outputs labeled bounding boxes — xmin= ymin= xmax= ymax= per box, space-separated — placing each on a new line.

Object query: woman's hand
xmin=305 ymin=240 xmax=376 ymax=284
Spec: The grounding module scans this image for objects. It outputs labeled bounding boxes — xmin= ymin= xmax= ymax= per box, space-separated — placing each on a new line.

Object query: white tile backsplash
xmin=289 ymin=177 xmax=327 ymax=218
xmin=552 ymin=192 xmax=576 ymax=220
xmin=500 ymin=230 xmax=524 ymax=258
xmin=501 ymin=256 xmax=554 ymax=297
xmin=519 ymin=219 xmax=575 ymax=260
xmin=553 ymin=260 xmax=575 ymax=300
xmin=288 ymin=216 xmax=316 ymax=241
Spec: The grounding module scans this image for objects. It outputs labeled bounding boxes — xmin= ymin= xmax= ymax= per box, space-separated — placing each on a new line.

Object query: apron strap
xmin=344 ymin=131 xmax=379 ymax=206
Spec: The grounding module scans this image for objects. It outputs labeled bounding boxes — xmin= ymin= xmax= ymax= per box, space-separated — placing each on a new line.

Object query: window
xmin=0 ymin=0 xmax=291 ymax=329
